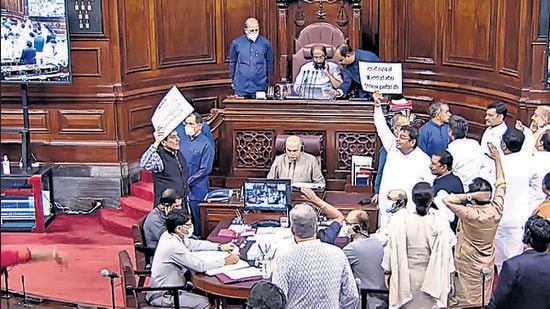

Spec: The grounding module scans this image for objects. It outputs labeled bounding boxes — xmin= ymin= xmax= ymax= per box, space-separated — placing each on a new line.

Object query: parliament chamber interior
xmin=1 ymin=0 xmax=550 ymax=308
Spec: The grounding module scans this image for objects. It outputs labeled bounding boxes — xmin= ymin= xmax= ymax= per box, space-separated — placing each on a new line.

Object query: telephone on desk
xmin=204 ymin=189 xmax=233 ymax=203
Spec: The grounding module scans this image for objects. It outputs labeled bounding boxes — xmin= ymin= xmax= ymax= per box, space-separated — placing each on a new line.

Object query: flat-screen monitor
xmin=243 ymin=179 xmax=292 ymax=212
xmin=1 ymin=0 xmax=72 ymax=84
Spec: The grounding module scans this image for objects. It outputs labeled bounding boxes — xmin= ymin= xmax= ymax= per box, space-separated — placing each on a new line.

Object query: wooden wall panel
xmin=121 ymin=0 xmax=152 ymax=74
xmin=498 ymin=0 xmax=521 ymax=77
xmin=155 ymin=0 xmax=216 ymax=67
xmin=443 ymin=0 xmax=497 ymax=70
xmin=402 ymin=0 xmax=438 ymax=64
xmin=71 ymin=47 xmax=103 ymax=77
xmin=1 ymin=109 xmax=50 ymax=134
xmin=58 ymin=110 xmax=107 ymax=134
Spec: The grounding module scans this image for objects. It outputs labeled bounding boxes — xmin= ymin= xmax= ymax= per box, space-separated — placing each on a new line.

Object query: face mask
xmin=246 ymin=32 xmax=259 ymax=42
xmin=184 ymin=126 xmax=195 ymax=137
xmin=184 ymin=226 xmax=194 ymax=238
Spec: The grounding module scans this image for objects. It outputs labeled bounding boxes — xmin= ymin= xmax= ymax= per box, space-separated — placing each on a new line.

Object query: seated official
xmin=267 ymin=135 xmax=325 ymax=187
xmin=146 ymin=211 xmax=239 ymax=308
xmin=143 ymin=188 xmax=182 ymax=253
xmin=271 ymin=203 xmax=359 ymax=308
xmin=293 ymin=45 xmax=342 ymax=99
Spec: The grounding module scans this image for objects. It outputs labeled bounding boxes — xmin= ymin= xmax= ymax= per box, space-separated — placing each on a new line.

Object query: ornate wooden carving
xmin=235 ymin=130 xmax=275 ymax=169
xmin=336 ymin=132 xmax=377 ymax=170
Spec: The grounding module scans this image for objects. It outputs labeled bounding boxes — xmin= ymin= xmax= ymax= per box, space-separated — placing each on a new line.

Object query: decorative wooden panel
xmin=498 ymin=0 xmax=521 ymax=78
xmin=58 ymin=110 xmax=106 ymax=134
xmin=234 ymin=130 xmax=274 ymax=168
xmin=155 ymin=0 xmax=216 ymax=67
xmin=336 ymin=132 xmax=377 ymax=170
xmin=0 ymin=110 xmax=50 ymax=133
xmin=402 ymin=0 xmax=437 ymax=64
xmin=70 ymin=47 xmax=102 ymax=77
xmin=128 ymin=105 xmax=154 ymax=131
xmin=443 ymin=0 xmax=497 ymax=70
xmin=121 ymin=0 xmax=152 ymax=73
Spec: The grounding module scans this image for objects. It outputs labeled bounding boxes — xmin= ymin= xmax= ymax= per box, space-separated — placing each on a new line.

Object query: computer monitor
xmin=243 ymin=179 xmax=292 ymax=212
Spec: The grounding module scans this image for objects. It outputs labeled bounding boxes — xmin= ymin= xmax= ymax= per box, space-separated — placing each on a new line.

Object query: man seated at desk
xmin=267 ymin=135 xmax=325 ymax=188
xmin=293 ymin=45 xmax=342 ymax=99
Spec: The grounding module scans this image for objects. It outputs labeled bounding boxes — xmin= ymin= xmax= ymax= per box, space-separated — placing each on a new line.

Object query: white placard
xmin=151 ymin=85 xmax=195 ymax=140
xmin=358 ymin=62 xmax=403 ymax=94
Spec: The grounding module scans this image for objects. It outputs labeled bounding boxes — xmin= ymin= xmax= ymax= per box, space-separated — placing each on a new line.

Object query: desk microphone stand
xmin=109 ymin=276 xmax=116 ymax=309
xmin=1 ymin=268 xmax=10 ymax=299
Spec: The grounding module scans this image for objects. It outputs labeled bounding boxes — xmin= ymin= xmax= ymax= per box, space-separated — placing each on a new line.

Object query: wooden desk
xmin=1 ymin=290 xmax=108 ymax=308
xmin=199 ymin=191 xmax=378 ymax=238
xmin=220 ymin=98 xmax=381 ymax=190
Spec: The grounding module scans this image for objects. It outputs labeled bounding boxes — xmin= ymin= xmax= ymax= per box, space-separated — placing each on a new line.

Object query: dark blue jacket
xmin=229 ymin=35 xmax=274 ymax=96
xmin=488 ymin=249 xmax=550 ymax=309
xmin=339 ymin=49 xmax=380 ymax=98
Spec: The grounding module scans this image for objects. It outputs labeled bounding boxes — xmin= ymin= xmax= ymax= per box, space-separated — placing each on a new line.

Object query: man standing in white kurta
xmin=373 ymin=96 xmax=433 ymax=228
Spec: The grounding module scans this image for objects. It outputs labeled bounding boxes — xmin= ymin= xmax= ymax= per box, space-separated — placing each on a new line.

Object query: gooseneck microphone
xmin=480 ymin=267 xmax=490 ymax=308
xmin=101 ymin=269 xmax=120 ymax=278
xmin=300 ymin=70 xmax=310 ymax=98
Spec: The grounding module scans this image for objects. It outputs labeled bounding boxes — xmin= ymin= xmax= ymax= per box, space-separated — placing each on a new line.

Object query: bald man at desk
xmin=267 ymin=135 xmax=325 ymax=188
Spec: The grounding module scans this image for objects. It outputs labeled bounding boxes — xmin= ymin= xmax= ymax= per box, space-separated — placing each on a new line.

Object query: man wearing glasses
xmin=293 ymin=45 xmax=342 ymax=99
xmin=373 ymin=94 xmax=433 ymax=227
xmin=179 ymin=112 xmax=214 ymax=236
xmin=229 ymin=17 xmax=274 ymax=99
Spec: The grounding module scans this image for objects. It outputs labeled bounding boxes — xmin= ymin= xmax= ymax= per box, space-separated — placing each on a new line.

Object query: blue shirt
xmin=176 ymin=121 xmax=214 ymax=148
xmin=229 ymin=35 xmax=274 ymax=96
xmin=339 ymin=49 xmax=380 ymax=98
xmin=179 ymin=133 xmax=214 ymax=202
xmin=374 ymin=147 xmax=387 ymax=194
xmin=418 ymin=120 xmax=450 ymax=157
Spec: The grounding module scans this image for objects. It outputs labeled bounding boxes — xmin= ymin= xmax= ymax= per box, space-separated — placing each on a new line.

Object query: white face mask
xmin=246 ymin=32 xmax=259 ymax=42
xmin=184 ymin=126 xmax=195 ymax=137
xmin=184 ymin=226 xmax=194 ymax=238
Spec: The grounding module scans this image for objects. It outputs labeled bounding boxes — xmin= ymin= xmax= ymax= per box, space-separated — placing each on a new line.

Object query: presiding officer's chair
xmin=291 ymin=22 xmax=347 ymax=82
xmin=274 ymin=134 xmax=323 ymax=168
xmin=132 ymin=217 xmax=155 ymax=287
xmin=119 ymin=249 xmax=190 ymax=309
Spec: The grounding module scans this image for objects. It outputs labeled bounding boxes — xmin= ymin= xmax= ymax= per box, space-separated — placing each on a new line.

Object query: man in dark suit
xmin=488 ymin=215 xmax=550 ymax=309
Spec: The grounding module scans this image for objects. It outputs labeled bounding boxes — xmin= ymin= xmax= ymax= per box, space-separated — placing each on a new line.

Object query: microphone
xmin=307 ymin=70 xmax=319 ymax=99
xmin=480 ymin=267 xmax=490 ymax=308
xmin=101 ymin=269 xmax=120 ymax=279
xmin=300 ymin=70 xmax=310 ymax=97
xmin=480 ymin=268 xmax=490 ymax=276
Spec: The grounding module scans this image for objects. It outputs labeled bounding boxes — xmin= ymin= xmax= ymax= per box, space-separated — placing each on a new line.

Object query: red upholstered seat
xmin=292 ymin=22 xmax=347 ymax=82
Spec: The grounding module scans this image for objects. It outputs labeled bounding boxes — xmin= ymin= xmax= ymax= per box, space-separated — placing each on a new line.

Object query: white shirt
xmin=480 ymin=122 xmax=508 ymax=155
xmin=499 ymin=151 xmax=531 ymax=228
xmin=528 ymin=151 xmax=550 ymax=210
xmin=374 ymin=106 xmax=434 ymax=227
xmin=293 ymin=61 xmax=342 ymax=97
xmin=446 ymin=137 xmax=483 ymax=191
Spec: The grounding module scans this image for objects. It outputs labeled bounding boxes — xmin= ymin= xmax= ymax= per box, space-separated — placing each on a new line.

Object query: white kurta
xmin=529 ymin=151 xmax=550 ymax=211
xmin=293 ymin=61 xmax=342 ymax=97
xmin=480 ymin=122 xmax=508 ymax=155
xmin=446 ymin=137 xmax=483 ymax=191
xmin=495 ymin=151 xmax=531 ymax=270
xmin=374 ymin=106 xmax=434 ymax=227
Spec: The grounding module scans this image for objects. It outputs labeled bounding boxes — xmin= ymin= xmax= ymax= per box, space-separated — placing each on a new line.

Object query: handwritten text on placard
xmin=151 ymin=85 xmax=194 ymax=140
xmin=358 ymin=62 xmax=403 ymax=94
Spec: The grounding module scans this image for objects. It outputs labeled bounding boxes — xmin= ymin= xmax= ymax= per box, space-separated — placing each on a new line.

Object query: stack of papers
xmin=205 ymin=259 xmax=250 ymax=276
xmin=224 ymin=266 xmax=262 ymax=280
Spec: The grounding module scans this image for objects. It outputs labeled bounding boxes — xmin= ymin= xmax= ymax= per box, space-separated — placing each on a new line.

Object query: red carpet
xmin=1 ymin=214 xmax=135 ymax=308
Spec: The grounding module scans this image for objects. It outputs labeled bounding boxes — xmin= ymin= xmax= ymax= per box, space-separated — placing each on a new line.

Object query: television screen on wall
xmin=1 ymin=0 xmax=72 ymax=84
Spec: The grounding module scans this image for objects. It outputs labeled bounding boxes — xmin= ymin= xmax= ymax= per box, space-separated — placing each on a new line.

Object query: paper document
xmin=205 ymin=259 xmax=250 ymax=276
xmin=151 ymin=85 xmax=194 ymax=140
xmin=224 ymin=266 xmax=262 ymax=280
xmin=189 ymin=250 xmax=228 ymax=264
xmin=292 ymin=182 xmax=325 ymax=190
